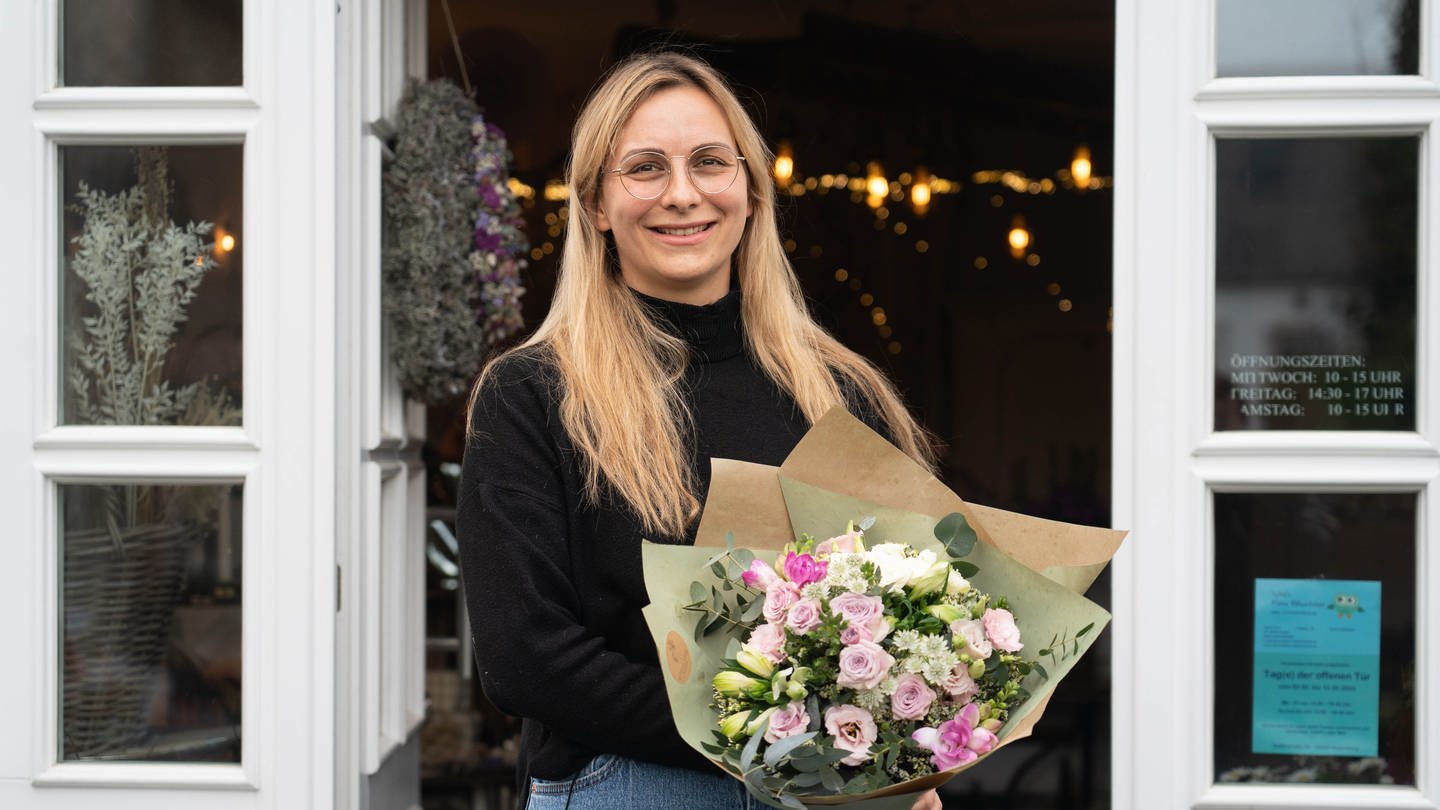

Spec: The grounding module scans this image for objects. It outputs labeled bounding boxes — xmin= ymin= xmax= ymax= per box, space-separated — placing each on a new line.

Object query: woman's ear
xmin=591 ymin=194 xmax=612 ymax=232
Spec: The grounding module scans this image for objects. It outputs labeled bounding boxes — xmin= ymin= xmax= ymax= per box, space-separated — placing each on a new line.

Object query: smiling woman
xmin=594 ymin=85 xmax=752 ymax=304
xmin=455 ymin=51 xmax=938 ymax=810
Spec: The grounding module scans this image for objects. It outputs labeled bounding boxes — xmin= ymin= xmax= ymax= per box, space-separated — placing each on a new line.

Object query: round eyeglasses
xmin=607 ymin=146 xmax=746 ymax=200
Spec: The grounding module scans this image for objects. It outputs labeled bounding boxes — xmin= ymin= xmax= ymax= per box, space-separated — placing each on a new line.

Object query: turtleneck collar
xmin=630 ymin=287 xmax=746 ymax=363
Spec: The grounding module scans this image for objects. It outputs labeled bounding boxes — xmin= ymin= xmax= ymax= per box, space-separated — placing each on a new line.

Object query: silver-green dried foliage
xmin=66 ymin=147 xmax=239 ymax=429
xmin=383 ymin=78 xmax=489 ymax=404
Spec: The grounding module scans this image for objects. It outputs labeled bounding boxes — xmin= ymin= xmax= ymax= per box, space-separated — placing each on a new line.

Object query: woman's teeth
xmin=654 ymin=224 xmax=709 ymax=236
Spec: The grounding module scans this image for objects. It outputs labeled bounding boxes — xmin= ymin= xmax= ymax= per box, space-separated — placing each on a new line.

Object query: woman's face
xmin=594 ymin=84 xmax=751 ymax=305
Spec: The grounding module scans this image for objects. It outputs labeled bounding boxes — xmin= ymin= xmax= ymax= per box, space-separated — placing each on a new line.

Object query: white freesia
xmin=866 ymin=543 xmax=939 ymax=592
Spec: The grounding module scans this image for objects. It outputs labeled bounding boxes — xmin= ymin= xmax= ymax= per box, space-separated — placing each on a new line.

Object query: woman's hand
xmin=909 ymin=789 xmax=942 ymax=810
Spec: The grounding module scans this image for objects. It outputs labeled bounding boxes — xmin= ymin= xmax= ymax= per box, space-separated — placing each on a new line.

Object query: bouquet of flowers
xmin=641 ymin=410 xmax=1125 ymax=809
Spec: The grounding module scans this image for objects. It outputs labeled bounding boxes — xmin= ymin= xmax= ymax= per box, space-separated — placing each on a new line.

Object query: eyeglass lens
xmin=616 ymin=147 xmax=741 ymax=199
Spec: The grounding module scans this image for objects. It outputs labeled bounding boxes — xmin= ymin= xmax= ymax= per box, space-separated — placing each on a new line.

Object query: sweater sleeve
xmin=455 ymin=355 xmax=693 ymax=766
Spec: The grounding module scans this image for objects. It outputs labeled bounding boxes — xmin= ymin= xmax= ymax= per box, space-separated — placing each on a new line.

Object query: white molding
xmin=35 ymin=87 xmax=258 ymax=111
xmin=32 ymin=763 xmax=256 ymax=791
xmin=35 ymin=427 xmax=256 ymax=453
xmin=37 ymin=114 xmax=257 ymax=140
xmin=1197 ymin=75 xmax=1440 ymax=102
xmin=1195 ymin=784 xmax=1437 ymax=810
xmin=1197 ymin=431 xmax=1438 ymax=456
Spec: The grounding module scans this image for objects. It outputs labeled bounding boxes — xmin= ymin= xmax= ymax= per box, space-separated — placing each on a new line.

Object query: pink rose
xmin=745 ymin=623 xmax=788 ymax=663
xmin=786 ymin=598 xmax=823 ymax=634
xmin=783 ymin=552 xmax=828 ymax=586
xmin=815 ymin=530 xmax=862 ymax=556
xmin=764 ymin=700 xmax=810 ymax=743
xmin=823 ymin=705 xmax=877 ymax=766
xmin=763 ymin=582 xmax=801 ymax=625
xmin=836 ymin=640 xmax=895 ymax=690
xmin=982 ymin=608 xmax=1024 ymax=652
xmin=941 ymin=665 xmax=979 ymax=703
xmin=910 ymin=703 xmax=994 ymax=771
xmin=951 ymin=618 xmax=992 ymax=659
xmin=830 ymin=592 xmax=884 ymax=626
xmin=839 ymin=622 xmax=872 ymax=646
xmin=889 ymin=673 xmax=938 ymax=721
xmin=741 ymin=559 xmax=781 ymax=592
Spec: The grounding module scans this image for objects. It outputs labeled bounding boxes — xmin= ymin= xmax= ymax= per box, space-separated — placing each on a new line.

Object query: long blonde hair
xmin=471 ymin=51 xmax=933 ymax=537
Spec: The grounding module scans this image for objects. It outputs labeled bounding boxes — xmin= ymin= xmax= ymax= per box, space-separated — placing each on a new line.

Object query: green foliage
xmin=66 ymin=147 xmax=237 ymax=432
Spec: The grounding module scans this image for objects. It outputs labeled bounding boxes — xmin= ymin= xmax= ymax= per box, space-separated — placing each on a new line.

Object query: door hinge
xmin=336 ymin=564 xmax=342 ymax=612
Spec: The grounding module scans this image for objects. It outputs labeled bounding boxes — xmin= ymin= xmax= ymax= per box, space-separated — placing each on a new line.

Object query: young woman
xmin=458 ymin=51 xmax=940 ymax=810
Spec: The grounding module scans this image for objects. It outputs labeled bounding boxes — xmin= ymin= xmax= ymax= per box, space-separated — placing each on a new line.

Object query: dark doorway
xmin=422 ymin=3 xmax=1115 ymax=808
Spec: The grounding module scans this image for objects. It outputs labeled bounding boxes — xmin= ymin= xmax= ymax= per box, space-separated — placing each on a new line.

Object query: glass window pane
xmin=60 ymin=0 xmax=242 ymax=87
xmin=1213 ymin=492 xmax=1416 ymax=785
xmin=1213 ymin=138 xmax=1416 ymax=431
xmin=60 ymin=483 xmax=242 ymax=762
xmin=60 ymin=145 xmax=243 ymax=426
xmin=1216 ymin=0 xmax=1418 ymax=77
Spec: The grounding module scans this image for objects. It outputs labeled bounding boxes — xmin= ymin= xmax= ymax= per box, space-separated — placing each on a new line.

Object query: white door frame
xmin=1113 ymin=1 xmax=1440 ymax=808
xmin=0 ymin=1 xmax=338 ymax=807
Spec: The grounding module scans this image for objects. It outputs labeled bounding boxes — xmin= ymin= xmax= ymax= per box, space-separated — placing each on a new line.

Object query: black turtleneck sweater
xmin=458 ymin=289 xmax=844 ymax=784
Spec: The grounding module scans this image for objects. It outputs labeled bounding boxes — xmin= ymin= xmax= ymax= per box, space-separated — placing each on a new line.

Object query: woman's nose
xmin=659 ymin=156 xmax=702 ymax=206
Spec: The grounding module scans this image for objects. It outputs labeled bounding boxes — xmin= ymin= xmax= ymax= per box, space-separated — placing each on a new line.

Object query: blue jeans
xmin=524 ymin=754 xmax=755 ymax=810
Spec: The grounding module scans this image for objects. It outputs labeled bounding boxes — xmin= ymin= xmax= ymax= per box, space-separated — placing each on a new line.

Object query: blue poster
xmin=1252 ymin=578 xmax=1381 ymax=756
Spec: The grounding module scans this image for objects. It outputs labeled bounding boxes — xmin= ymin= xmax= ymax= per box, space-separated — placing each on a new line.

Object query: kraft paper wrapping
xmin=641 ymin=409 xmax=1127 ymax=808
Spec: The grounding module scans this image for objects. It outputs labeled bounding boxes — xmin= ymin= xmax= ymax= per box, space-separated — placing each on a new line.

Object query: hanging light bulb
xmin=1071 ymin=145 xmax=1092 ymax=192
xmin=1008 ymin=214 xmax=1031 ymax=260
xmin=773 ymin=140 xmax=794 ymax=185
xmin=865 ymin=161 xmax=887 ymax=208
xmin=910 ymin=167 xmax=932 ymax=216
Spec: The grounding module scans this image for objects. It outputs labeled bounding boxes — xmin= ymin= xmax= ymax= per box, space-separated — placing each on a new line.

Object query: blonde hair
xmin=472 ymin=51 xmax=933 ymax=537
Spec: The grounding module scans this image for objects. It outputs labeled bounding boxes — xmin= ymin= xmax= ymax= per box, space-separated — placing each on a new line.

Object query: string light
xmin=1070 ymin=145 xmax=1092 ymax=191
xmin=866 ymin=162 xmax=888 ymax=209
xmin=774 ymin=140 xmax=795 ymax=185
xmin=1007 ymin=215 xmax=1031 ymax=259
xmin=215 ymin=230 xmax=235 ymax=253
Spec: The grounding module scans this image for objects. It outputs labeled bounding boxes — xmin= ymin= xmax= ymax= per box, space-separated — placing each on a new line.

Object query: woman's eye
xmin=625 ymin=160 xmax=665 ymax=175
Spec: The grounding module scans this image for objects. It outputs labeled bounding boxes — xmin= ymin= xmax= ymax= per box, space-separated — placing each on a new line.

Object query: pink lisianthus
xmin=941 ymin=664 xmax=980 ymax=703
xmin=951 ymin=618 xmax=993 ymax=660
xmin=911 ymin=703 xmax=997 ymax=771
xmin=889 ymin=673 xmax=938 ymax=720
xmin=785 ymin=598 xmax=823 ymax=634
xmin=830 ymin=592 xmax=884 ymax=626
xmin=815 ymin=530 xmax=862 ymax=556
xmin=835 ymin=640 xmax=895 ymax=690
xmin=765 ymin=700 xmax=811 ymax=743
xmin=823 ymin=705 xmax=877 ymax=766
xmin=741 ymin=559 xmax=781 ymax=592
xmin=783 ymin=551 xmax=827 ymax=586
xmin=982 ymin=607 xmax=1024 ymax=652
xmin=763 ymin=582 xmax=801 ymax=625
xmin=745 ymin=623 xmax=788 ymax=663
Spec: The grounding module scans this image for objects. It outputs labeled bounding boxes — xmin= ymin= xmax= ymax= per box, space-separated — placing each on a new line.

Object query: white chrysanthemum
xmin=820 ymin=553 xmax=873 ymax=593
xmin=902 ymin=648 xmax=961 ymax=684
xmin=853 ymin=687 xmax=889 ymax=712
xmin=890 ymin=629 xmax=924 ymax=653
xmin=801 ymin=582 xmax=829 ymax=602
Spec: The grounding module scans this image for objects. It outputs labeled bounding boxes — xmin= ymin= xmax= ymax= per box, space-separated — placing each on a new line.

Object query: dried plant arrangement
xmin=66 ymin=146 xmax=240 ymax=434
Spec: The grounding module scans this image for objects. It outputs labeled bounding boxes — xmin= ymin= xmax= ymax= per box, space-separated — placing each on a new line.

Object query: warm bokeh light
xmin=865 ymin=161 xmax=887 ymax=207
xmin=1071 ymin=145 xmax=1093 ymax=191
xmin=773 ymin=141 xmax=794 ymax=184
xmin=1008 ymin=215 xmax=1031 ymax=259
xmin=217 ymin=232 xmax=235 ymax=253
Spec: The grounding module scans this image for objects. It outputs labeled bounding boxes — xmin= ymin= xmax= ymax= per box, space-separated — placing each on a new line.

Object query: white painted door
xmin=1114 ymin=1 xmax=1439 ymax=808
xmin=0 ymin=1 xmax=339 ymax=808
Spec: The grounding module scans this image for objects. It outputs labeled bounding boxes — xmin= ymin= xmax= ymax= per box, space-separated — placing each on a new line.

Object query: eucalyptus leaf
xmin=725 ymin=531 xmax=735 ymax=550
xmin=954 ymin=560 xmax=980 ymax=578
xmin=733 ymin=547 xmax=755 ymax=568
xmin=689 ymin=581 xmax=708 ymax=604
xmin=763 ymin=731 xmax=817 ymax=768
xmin=858 ymin=515 xmax=876 ymax=531
xmin=789 ymin=771 xmax=822 ymax=788
xmin=934 ymin=512 xmax=977 ymax=558
xmin=819 ymin=764 xmax=844 ymax=791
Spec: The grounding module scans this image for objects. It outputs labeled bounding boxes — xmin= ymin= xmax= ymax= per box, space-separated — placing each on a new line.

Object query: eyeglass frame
xmin=604 ymin=146 xmax=748 ymax=200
